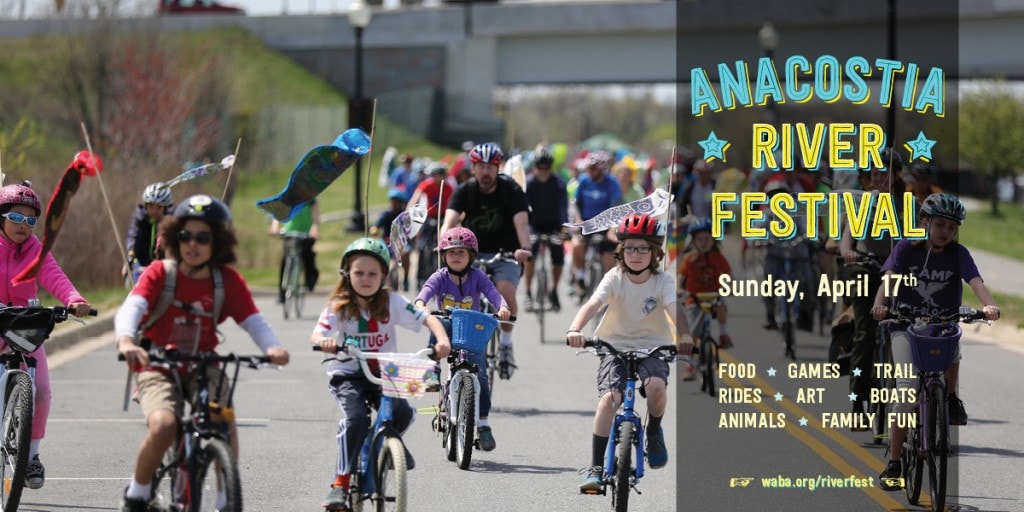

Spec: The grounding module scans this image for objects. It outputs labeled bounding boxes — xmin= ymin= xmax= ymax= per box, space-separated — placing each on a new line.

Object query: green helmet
xmin=341 ymin=237 xmax=391 ymax=273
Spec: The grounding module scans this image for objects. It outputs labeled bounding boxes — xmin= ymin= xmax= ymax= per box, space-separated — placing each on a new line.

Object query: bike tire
xmin=486 ymin=334 xmax=498 ymax=395
xmin=289 ymin=254 xmax=305 ymax=320
xmin=443 ymin=386 xmax=457 ymax=462
xmin=700 ymin=338 xmax=717 ymax=397
xmin=282 ymin=254 xmax=295 ymax=320
xmin=613 ymin=422 xmax=634 ymax=512
xmin=536 ymin=269 xmax=547 ymax=343
xmin=194 ymin=439 xmax=241 ymax=512
xmin=375 ymin=436 xmax=408 ymax=512
xmin=455 ymin=374 xmax=476 ymax=470
xmin=873 ymin=333 xmax=892 ymax=446
xmin=0 ymin=372 xmax=32 ymax=511
xmin=927 ymin=384 xmax=947 ymax=512
xmin=905 ymin=407 xmax=924 ymax=505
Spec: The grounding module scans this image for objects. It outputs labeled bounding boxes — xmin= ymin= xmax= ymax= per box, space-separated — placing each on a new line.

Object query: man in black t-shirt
xmin=444 ymin=143 xmax=532 ymax=387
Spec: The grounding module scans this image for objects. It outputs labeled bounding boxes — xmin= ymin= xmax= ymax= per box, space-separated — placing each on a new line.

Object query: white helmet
xmin=142 ymin=182 xmax=172 ymax=206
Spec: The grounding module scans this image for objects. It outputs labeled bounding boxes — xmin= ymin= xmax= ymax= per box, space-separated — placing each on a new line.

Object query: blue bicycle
xmin=315 ymin=341 xmax=438 ymax=512
xmin=574 ymin=338 xmax=677 ymax=512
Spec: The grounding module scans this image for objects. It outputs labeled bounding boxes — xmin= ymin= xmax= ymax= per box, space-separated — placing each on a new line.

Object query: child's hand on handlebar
xmin=983 ymin=305 xmax=1001 ymax=321
xmin=267 ymin=347 xmax=290 ymax=366
xmin=871 ymin=304 xmax=889 ymax=321
xmin=566 ymin=331 xmax=585 ymax=348
xmin=514 ymin=248 xmax=531 ymax=263
xmin=496 ymin=306 xmax=511 ymax=322
xmin=69 ymin=302 xmax=92 ymax=317
xmin=434 ymin=338 xmax=452 ymax=360
xmin=117 ymin=335 xmax=149 ymax=371
xmin=316 ymin=336 xmax=339 ymax=354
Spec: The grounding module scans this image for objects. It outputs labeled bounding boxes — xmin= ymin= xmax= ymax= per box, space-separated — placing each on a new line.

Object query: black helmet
xmin=534 ymin=148 xmax=554 ymax=167
xmin=879 ymin=147 xmax=903 ymax=171
xmin=173 ymin=195 xmax=232 ymax=227
xmin=920 ymin=193 xmax=965 ymax=225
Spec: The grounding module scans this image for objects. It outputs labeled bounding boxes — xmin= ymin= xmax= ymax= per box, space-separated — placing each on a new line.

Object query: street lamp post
xmin=758 ymin=21 xmax=780 ymax=128
xmin=346 ymin=0 xmax=373 ymax=233
xmin=886 ymin=0 xmax=897 ymax=145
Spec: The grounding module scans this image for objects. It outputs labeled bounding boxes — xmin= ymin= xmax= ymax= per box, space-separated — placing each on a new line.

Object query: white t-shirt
xmin=313 ymin=293 xmax=427 ymax=376
xmin=593 ymin=268 xmax=676 ymax=349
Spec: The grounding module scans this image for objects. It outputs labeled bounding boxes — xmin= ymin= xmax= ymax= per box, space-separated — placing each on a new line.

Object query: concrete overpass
xmin=1 ymin=0 xmax=1021 ymax=144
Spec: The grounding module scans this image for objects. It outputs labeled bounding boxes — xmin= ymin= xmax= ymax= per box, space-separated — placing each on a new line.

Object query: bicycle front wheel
xmin=0 ymin=372 xmax=32 ymax=511
xmin=455 ymin=374 xmax=476 ymax=470
xmin=904 ymin=412 xmax=924 ymax=505
xmin=485 ymin=334 xmax=498 ymax=395
xmin=194 ymin=439 xmax=241 ymax=512
xmin=700 ymin=338 xmax=717 ymax=397
xmin=536 ymin=268 xmax=547 ymax=343
xmin=376 ymin=436 xmax=408 ymax=512
xmin=613 ymin=422 xmax=634 ymax=512
xmin=926 ymin=384 xmax=948 ymax=512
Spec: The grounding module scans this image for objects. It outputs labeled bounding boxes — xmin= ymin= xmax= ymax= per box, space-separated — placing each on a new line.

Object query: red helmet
xmin=439 ymin=227 xmax=478 ymax=253
xmin=0 ymin=181 xmax=42 ymax=216
xmin=469 ymin=143 xmax=503 ymax=166
xmin=616 ymin=213 xmax=665 ymax=242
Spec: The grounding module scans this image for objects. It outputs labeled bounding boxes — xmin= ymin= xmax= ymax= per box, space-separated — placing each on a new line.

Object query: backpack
xmin=140 ymin=260 xmax=225 ymax=331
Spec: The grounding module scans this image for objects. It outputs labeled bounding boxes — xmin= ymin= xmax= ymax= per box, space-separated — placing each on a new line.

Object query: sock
xmin=126 ymin=480 xmax=152 ymax=500
xmin=478 ymin=418 xmax=490 ymax=427
xmin=216 ymin=489 xmax=227 ymax=509
xmin=333 ymin=474 xmax=351 ymax=489
xmin=592 ymin=434 xmax=609 ymax=468
xmin=500 ymin=330 xmax=513 ymax=347
xmin=30 ymin=439 xmax=40 ymax=459
xmin=648 ymin=414 xmax=663 ymax=435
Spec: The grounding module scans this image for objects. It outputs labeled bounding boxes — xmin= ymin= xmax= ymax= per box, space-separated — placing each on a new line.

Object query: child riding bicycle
xmin=870 ymin=193 xmax=1000 ymax=490
xmin=414 ymin=226 xmax=510 ymax=451
xmin=116 ymin=195 xmax=290 ymax=512
xmin=313 ymin=238 xmax=451 ymax=510
xmin=566 ymin=213 xmax=693 ymax=492
xmin=678 ymin=218 xmax=732 ymax=380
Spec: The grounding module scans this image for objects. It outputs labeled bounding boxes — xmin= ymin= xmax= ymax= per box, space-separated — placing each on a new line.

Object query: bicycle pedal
xmin=580 ymin=488 xmax=605 ymax=496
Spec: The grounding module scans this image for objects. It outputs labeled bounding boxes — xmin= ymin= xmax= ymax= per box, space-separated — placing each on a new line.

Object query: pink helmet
xmin=0 ymin=181 xmax=42 ymax=216
xmin=439 ymin=227 xmax=478 ymax=253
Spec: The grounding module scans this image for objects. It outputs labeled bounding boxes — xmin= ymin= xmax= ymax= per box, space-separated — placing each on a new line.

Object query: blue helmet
xmin=688 ymin=217 xmax=713 ymax=235
xmin=387 ymin=189 xmax=405 ymax=201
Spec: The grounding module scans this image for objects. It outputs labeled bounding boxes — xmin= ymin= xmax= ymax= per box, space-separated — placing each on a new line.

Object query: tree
xmin=960 ymin=83 xmax=1024 ymax=216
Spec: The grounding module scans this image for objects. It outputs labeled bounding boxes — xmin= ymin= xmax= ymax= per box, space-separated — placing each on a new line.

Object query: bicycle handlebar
xmin=118 ymin=348 xmax=272 ymax=369
xmin=429 ymin=309 xmax=517 ymax=322
xmin=568 ymin=337 xmax=681 ymax=358
xmin=312 ymin=344 xmax=437 ymax=387
xmin=879 ymin=306 xmax=988 ymax=328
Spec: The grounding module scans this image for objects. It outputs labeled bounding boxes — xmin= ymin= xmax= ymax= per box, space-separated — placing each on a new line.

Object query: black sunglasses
xmin=177 ymin=230 xmax=213 ymax=245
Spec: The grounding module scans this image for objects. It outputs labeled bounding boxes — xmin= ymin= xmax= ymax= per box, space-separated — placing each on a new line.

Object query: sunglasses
xmin=177 ymin=230 xmax=213 ymax=245
xmin=622 ymin=245 xmax=652 ymax=255
xmin=2 ymin=212 xmax=38 ymax=227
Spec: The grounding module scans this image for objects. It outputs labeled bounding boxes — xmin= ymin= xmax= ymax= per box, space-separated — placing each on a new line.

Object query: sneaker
xmin=549 ymin=289 xmax=561 ymax=312
xmin=120 ymin=487 xmax=149 ymax=512
xmin=948 ymin=394 xmax=968 ymax=425
xmin=26 ymin=455 xmax=44 ymax=489
xmin=579 ymin=466 xmax=603 ymax=492
xmin=878 ymin=460 xmax=903 ymax=491
xmin=718 ymin=334 xmax=733 ymax=349
xmin=498 ymin=345 xmax=517 ymax=379
xmin=681 ymin=360 xmax=696 ymax=381
xmin=646 ymin=427 xmax=668 ymax=469
xmin=322 ymin=485 xmax=351 ymax=511
xmin=277 ymin=289 xmax=285 ymax=304
xmin=477 ymin=426 xmax=496 ymax=451
xmin=524 ymin=294 xmax=535 ymax=312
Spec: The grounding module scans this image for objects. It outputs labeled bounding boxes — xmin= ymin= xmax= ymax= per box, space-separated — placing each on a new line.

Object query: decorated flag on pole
xmin=563 ymin=188 xmax=673 ymax=235
xmin=165 ymin=154 xmax=236 ymax=188
xmin=13 ymin=151 xmax=102 ymax=285
xmin=388 ymin=196 xmax=428 ymax=261
xmin=502 ymin=154 xmax=527 ymax=192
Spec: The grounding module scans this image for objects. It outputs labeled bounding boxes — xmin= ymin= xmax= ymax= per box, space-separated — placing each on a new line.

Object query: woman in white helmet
xmin=124 ymin=183 xmax=174 ymax=282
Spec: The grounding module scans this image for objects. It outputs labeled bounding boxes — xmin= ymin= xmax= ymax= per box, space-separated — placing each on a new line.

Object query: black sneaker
xmin=26 ymin=454 xmax=44 ymax=489
xmin=948 ymin=394 xmax=968 ymax=425
xmin=549 ymin=289 xmax=561 ymax=312
xmin=646 ymin=427 xmax=668 ymax=468
xmin=477 ymin=426 xmax=496 ymax=451
xmin=120 ymin=487 xmax=149 ymax=512
xmin=878 ymin=460 xmax=903 ymax=491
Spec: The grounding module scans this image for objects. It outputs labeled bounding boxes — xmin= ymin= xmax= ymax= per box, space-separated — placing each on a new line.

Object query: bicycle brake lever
xmin=69 ymin=316 xmax=86 ymax=326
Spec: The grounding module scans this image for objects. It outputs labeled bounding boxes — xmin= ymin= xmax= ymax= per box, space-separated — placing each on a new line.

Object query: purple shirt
xmin=416 ymin=267 xmax=508 ymax=312
xmin=881 ymin=239 xmax=981 ymax=317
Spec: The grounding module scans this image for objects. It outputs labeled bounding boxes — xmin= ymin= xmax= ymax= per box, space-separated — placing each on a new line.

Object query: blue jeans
xmin=429 ymin=318 xmax=491 ymax=418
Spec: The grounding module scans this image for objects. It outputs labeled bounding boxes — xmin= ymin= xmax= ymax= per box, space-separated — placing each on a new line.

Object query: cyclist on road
xmin=870 ymin=193 xmax=1000 ymax=490
xmin=678 ymin=218 xmax=732 ymax=379
xmin=0 ymin=181 xmax=93 ymax=491
xmin=116 ymin=195 xmax=290 ymax=512
xmin=566 ymin=213 xmax=692 ymax=492
xmin=269 ymin=199 xmax=320 ymax=303
xmin=408 ymin=162 xmax=453 ymax=289
xmin=442 ymin=142 xmax=531 ymax=379
xmin=124 ymin=182 xmax=174 ymax=282
xmin=312 ymin=238 xmax=450 ymax=510
xmin=414 ymin=227 xmax=510 ymax=451
xmin=570 ymin=151 xmax=622 ymax=298
xmin=524 ymin=147 xmax=568 ymax=312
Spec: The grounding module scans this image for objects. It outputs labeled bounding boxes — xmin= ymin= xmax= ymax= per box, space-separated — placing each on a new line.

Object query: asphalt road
xmin=24 ymin=277 xmax=1024 ymax=511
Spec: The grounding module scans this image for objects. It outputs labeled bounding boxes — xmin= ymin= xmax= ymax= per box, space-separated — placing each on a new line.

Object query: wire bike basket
xmin=450 ymin=308 xmax=498 ymax=354
xmin=375 ymin=353 xmax=440 ymax=399
xmin=907 ymin=323 xmax=961 ymax=373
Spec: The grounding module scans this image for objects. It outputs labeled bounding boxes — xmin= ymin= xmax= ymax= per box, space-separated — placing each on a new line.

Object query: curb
xmin=46 ymin=310 xmax=117 ymax=356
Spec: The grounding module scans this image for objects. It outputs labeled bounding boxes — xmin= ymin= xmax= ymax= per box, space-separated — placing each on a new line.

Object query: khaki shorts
xmin=136 ymin=366 xmax=228 ymax=420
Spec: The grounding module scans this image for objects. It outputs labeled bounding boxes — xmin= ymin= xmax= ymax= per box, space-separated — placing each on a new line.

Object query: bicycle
xmin=429 ymin=308 xmax=500 ymax=470
xmin=315 ymin=341 xmax=438 ymax=512
xmin=764 ymin=234 xmax=813 ymax=360
xmin=880 ymin=306 xmax=986 ymax=512
xmin=280 ymin=231 xmax=311 ymax=320
xmin=690 ymin=292 xmax=722 ymax=397
xmin=528 ymin=232 xmax=565 ymax=343
xmin=472 ymin=251 xmax=520 ymax=389
xmin=576 ymin=232 xmax=609 ymax=305
xmin=120 ymin=347 xmax=273 ymax=512
xmin=0 ymin=304 xmax=96 ymax=511
xmin=573 ymin=338 xmax=677 ymax=512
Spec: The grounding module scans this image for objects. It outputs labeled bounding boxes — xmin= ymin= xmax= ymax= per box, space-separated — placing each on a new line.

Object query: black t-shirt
xmin=447 ymin=175 xmax=529 ymax=253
